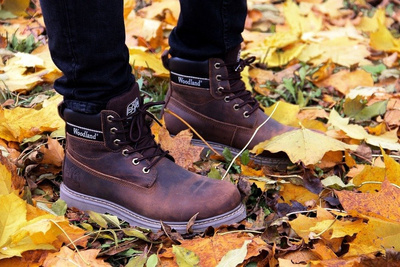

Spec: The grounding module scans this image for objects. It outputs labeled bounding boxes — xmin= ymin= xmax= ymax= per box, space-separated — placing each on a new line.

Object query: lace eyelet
xmin=216 ymin=75 xmax=222 ymax=81
xmin=110 ymin=127 xmax=117 ymax=134
xmin=224 ymin=96 xmax=230 ymax=103
xmin=132 ymin=158 xmax=140 ymax=165
xmin=214 ymin=62 xmax=221 ymax=69
xmin=113 ymin=139 xmax=121 ymax=145
xmin=233 ymin=104 xmax=240 ymax=110
xmin=142 ymin=167 xmax=150 ymax=174
xmin=122 ymin=149 xmax=129 ymax=156
xmin=217 ymin=86 xmax=224 ymax=93
xmin=107 ymin=115 xmax=114 ymax=122
xmin=243 ymin=111 xmax=250 ymax=118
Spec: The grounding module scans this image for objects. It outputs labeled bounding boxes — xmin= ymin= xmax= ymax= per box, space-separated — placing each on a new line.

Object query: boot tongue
xmin=106 ymin=86 xmax=141 ymax=118
xmin=106 ymin=85 xmax=161 ymax=159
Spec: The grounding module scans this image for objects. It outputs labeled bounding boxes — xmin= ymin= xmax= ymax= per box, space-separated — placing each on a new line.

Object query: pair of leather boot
xmin=60 ymin=47 xmax=291 ymax=232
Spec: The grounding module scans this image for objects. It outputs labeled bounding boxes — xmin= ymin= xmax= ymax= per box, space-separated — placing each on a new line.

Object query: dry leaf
xmin=251 ymin=127 xmax=357 ymax=166
xmin=43 ymin=246 xmax=111 ymax=267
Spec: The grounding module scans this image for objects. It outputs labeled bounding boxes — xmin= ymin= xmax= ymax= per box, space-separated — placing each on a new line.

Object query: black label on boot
xmin=171 ymin=72 xmax=209 ymax=88
xmin=67 ymin=122 xmax=103 ymax=141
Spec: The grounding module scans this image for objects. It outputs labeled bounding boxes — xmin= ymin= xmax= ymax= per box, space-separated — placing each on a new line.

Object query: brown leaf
xmin=156 ymin=126 xmax=202 ymax=170
xmin=40 ymin=137 xmax=64 ymax=167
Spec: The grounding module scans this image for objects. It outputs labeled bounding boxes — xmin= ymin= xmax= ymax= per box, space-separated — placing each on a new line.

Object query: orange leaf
xmin=43 ymin=247 xmax=110 ymax=267
xmin=40 ymin=137 xmax=65 ymax=167
xmin=336 ymin=179 xmax=400 ymax=222
xmin=314 ymin=69 xmax=374 ymax=95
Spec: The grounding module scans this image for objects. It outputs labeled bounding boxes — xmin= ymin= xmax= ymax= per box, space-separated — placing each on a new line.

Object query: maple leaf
xmin=152 ymin=124 xmax=202 ymax=170
xmin=336 ymin=179 xmax=400 ymax=222
xmin=0 ymin=94 xmax=64 ymax=142
xmin=40 ymin=137 xmax=65 ymax=167
xmin=251 ymin=127 xmax=357 ymax=166
xmin=43 ymin=246 xmax=111 ymax=267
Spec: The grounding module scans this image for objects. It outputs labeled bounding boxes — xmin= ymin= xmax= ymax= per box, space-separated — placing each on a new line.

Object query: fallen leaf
xmin=172 ymin=245 xmax=200 ymax=267
xmin=314 ymin=69 xmax=374 ymax=95
xmin=336 ymin=179 xmax=400 ymax=222
xmin=251 ymin=127 xmax=357 ymax=165
xmin=0 ymin=94 xmax=64 ymax=142
xmin=43 ymin=246 xmax=111 ymax=267
xmin=216 ymin=240 xmax=251 ymax=267
xmin=154 ymin=126 xmax=203 ymax=170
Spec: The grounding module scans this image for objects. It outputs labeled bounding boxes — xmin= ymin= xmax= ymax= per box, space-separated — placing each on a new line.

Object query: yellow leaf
xmin=267 ymin=43 xmax=307 ymax=67
xmin=129 ymin=47 xmax=168 ymax=77
xmin=31 ymin=45 xmax=62 ymax=83
xmin=0 ymin=94 xmax=64 ymax=142
xmin=328 ymin=109 xmax=400 ymax=151
xmin=279 ymin=183 xmax=319 ymax=205
xmin=2 ymin=0 xmax=30 ymax=16
xmin=0 ymin=193 xmax=27 ymax=251
xmin=0 ymin=158 xmax=14 ymax=196
xmin=370 ymin=20 xmax=400 ymax=53
xmin=309 ymin=37 xmax=371 ymax=67
xmin=264 ymin=101 xmax=300 ymax=127
xmin=347 ymin=216 xmax=400 ymax=256
xmin=356 ymin=8 xmax=385 ymax=32
xmin=284 ymin=0 xmax=322 ymax=34
xmin=251 ymin=127 xmax=357 ymax=166
xmin=123 ymin=0 xmax=135 ymax=19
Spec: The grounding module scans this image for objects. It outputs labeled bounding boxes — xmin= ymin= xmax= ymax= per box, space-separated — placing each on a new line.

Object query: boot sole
xmin=60 ymin=183 xmax=246 ymax=233
xmin=190 ymin=138 xmax=291 ymax=169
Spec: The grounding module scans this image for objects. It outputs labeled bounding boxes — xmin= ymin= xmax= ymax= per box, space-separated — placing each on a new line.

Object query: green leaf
xmin=101 ymin=214 xmax=121 ymax=229
xmin=361 ymin=63 xmax=386 ymax=75
xmin=126 ymin=254 xmax=147 ymax=267
xmin=216 ymin=240 xmax=252 ymax=267
xmin=122 ymin=228 xmax=150 ymax=242
xmin=222 ymin=147 xmax=233 ymax=162
xmin=283 ymin=78 xmax=296 ymax=100
xmin=146 ymin=254 xmax=159 ymax=267
xmin=88 ymin=210 xmax=108 ymax=228
xmin=208 ymin=167 xmax=222 ymax=180
xmin=172 ymin=245 xmax=200 ymax=267
xmin=51 ymin=199 xmax=67 ymax=216
xmin=354 ymin=100 xmax=388 ymax=121
xmin=240 ymin=150 xmax=250 ymax=166
xmin=343 ymin=95 xmax=365 ymax=118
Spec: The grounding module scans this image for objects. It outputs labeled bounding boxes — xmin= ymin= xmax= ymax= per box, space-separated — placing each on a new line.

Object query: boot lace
xmin=217 ymin=57 xmax=259 ymax=116
xmin=110 ymin=101 xmax=169 ymax=172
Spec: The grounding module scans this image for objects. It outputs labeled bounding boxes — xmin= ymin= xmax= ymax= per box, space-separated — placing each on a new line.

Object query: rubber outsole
xmin=60 ymin=183 xmax=247 ymax=233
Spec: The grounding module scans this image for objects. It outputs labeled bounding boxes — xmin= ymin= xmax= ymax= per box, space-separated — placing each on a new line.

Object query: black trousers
xmin=40 ymin=0 xmax=247 ymax=113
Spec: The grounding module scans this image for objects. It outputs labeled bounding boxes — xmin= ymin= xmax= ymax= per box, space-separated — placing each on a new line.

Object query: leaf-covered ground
xmin=1 ymin=0 xmax=400 ymax=266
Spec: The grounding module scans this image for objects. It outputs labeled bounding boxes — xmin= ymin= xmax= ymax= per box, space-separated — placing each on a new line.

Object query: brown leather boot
xmin=162 ymin=47 xmax=295 ymax=167
xmin=59 ymin=83 xmax=246 ymax=233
